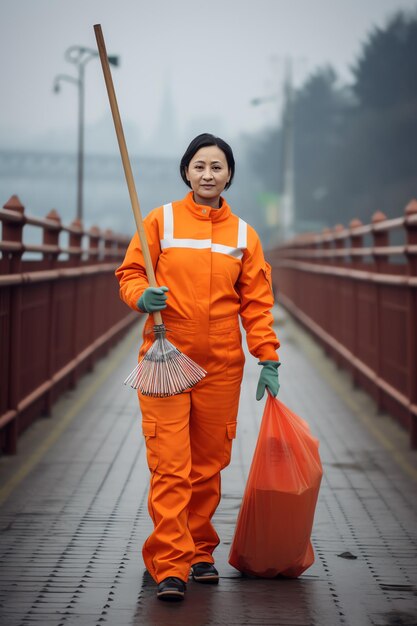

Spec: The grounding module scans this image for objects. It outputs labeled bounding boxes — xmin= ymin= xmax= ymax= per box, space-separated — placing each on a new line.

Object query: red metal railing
xmin=0 ymin=195 xmax=136 ymax=454
xmin=269 ymin=200 xmax=417 ymax=448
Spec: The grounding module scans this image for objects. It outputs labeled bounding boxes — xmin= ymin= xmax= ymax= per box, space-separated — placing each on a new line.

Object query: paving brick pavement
xmin=0 ymin=309 xmax=416 ymax=626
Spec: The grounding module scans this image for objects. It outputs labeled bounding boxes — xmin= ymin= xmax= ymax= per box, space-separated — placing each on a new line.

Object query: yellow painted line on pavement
xmin=289 ymin=317 xmax=417 ymax=483
xmin=0 ymin=333 xmax=137 ymax=506
xmin=326 ymin=368 xmax=417 ymax=482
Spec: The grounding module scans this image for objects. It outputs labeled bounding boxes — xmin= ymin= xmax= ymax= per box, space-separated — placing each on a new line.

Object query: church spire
xmin=150 ymin=71 xmax=179 ymax=156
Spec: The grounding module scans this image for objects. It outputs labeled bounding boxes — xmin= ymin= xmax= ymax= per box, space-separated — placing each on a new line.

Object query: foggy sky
xmin=1 ymin=0 xmax=417 ymax=155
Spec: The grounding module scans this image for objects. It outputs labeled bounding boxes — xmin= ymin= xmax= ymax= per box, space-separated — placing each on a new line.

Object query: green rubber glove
xmin=137 ymin=286 xmax=169 ymax=313
xmin=256 ymin=360 xmax=281 ymax=401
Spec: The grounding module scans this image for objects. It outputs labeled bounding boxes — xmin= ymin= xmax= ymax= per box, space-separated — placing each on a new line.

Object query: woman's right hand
xmin=137 ymin=286 xmax=169 ymax=313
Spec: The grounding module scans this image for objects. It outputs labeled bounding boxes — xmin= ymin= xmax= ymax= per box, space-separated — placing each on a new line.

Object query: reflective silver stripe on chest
xmin=160 ymin=203 xmax=247 ymax=258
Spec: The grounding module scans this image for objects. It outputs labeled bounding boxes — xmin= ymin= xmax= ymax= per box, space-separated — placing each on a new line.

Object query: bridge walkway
xmin=0 ymin=310 xmax=416 ymax=626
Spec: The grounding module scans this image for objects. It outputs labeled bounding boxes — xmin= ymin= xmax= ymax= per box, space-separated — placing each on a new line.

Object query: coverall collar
xmin=184 ymin=191 xmax=231 ymax=222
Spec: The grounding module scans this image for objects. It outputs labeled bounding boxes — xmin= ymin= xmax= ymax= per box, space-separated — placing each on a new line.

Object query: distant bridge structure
xmin=0 ymin=149 xmax=179 ymax=182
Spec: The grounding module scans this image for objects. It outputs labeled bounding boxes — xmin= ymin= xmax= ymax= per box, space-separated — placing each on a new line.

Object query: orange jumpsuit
xmin=115 ymin=191 xmax=279 ymax=583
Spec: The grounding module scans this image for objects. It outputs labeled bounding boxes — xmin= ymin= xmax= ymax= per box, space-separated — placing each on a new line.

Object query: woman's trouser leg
xmin=187 ymin=372 xmax=242 ymax=564
xmin=139 ymin=392 xmax=195 ymax=584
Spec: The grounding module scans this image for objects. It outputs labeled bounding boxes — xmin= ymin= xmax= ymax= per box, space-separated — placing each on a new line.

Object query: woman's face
xmin=186 ymin=145 xmax=231 ymax=208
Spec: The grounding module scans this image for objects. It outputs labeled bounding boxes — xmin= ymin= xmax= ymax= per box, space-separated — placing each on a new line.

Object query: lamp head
xmin=107 ymin=55 xmax=119 ymax=67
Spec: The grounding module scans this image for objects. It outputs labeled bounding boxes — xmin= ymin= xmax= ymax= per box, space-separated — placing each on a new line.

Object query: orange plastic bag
xmin=229 ymin=394 xmax=323 ymax=578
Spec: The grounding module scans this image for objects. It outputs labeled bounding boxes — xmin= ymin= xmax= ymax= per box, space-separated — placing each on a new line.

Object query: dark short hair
xmin=180 ymin=133 xmax=235 ymax=190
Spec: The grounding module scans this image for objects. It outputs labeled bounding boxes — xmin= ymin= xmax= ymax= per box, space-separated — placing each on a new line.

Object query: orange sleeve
xmin=237 ymin=225 xmax=280 ymax=361
xmin=114 ymin=208 xmax=162 ymax=312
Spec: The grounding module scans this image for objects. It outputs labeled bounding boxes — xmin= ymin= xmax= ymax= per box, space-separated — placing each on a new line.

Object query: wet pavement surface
xmin=0 ymin=310 xmax=416 ymax=626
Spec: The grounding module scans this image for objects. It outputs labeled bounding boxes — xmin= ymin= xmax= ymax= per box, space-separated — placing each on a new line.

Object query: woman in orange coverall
xmin=115 ymin=133 xmax=280 ymax=602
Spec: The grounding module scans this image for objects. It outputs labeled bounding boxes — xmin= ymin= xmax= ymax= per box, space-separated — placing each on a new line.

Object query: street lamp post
xmin=53 ymin=46 xmax=119 ymax=223
xmin=251 ymin=59 xmax=296 ymax=241
xmin=280 ymin=61 xmax=295 ymax=241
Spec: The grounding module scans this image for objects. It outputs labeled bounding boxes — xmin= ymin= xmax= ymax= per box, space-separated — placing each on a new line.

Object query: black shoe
xmin=191 ymin=562 xmax=219 ymax=584
xmin=157 ymin=577 xmax=186 ymax=601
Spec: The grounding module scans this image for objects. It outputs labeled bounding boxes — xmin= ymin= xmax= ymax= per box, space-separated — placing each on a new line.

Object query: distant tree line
xmin=246 ymin=10 xmax=417 ymax=235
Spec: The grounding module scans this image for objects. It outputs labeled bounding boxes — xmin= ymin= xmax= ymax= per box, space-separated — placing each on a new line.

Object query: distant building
xmin=147 ymin=75 xmax=181 ymax=157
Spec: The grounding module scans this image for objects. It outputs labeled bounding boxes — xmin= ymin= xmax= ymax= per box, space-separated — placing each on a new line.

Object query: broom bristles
xmin=124 ymin=333 xmax=207 ymax=396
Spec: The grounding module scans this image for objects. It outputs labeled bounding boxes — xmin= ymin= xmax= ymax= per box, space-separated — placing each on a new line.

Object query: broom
xmin=94 ymin=24 xmax=207 ymax=397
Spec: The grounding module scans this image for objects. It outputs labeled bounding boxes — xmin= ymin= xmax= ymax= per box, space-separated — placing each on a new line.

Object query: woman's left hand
xmin=256 ymin=361 xmax=281 ymax=400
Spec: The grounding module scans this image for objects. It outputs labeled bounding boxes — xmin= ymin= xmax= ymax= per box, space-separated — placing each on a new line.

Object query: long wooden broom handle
xmin=94 ymin=24 xmax=163 ymax=326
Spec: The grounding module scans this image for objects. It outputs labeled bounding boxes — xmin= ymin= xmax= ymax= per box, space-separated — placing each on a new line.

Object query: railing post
xmin=372 ymin=211 xmax=388 ymax=412
xmin=349 ymin=219 xmax=363 ymax=387
xmin=321 ymin=228 xmax=332 ymax=357
xmin=333 ymin=225 xmax=345 ymax=259
xmin=303 ymin=233 xmax=321 ymax=324
xmin=104 ymin=229 xmax=114 ymax=262
xmin=43 ymin=209 xmax=61 ymax=415
xmin=69 ymin=219 xmax=83 ymax=388
xmin=87 ymin=226 xmax=101 ymax=372
xmin=116 ymin=234 xmax=127 ymax=261
xmin=103 ymin=230 xmax=115 ymax=355
xmin=404 ymin=199 xmax=417 ymax=448
xmin=89 ymin=225 xmax=101 ymax=262
xmin=350 ymin=219 xmax=364 ymax=263
xmin=333 ymin=224 xmax=345 ymax=368
xmin=3 ymin=196 xmax=24 ymax=453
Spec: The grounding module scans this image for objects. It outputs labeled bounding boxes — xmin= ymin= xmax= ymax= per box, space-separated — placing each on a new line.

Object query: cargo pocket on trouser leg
xmin=142 ymin=420 xmax=159 ymax=472
xmin=221 ymin=421 xmax=237 ymax=469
